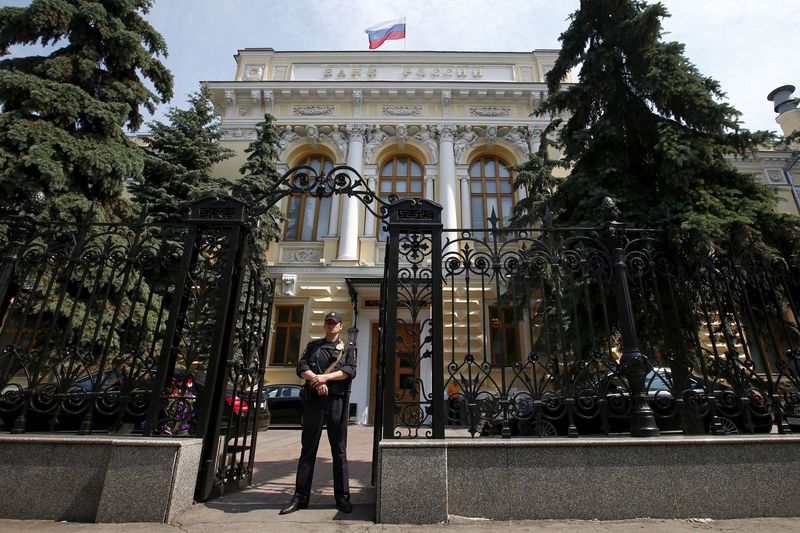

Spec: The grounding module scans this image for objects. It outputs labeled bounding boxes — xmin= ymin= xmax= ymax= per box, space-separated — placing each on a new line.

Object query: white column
xmin=328 ymin=195 xmax=341 ymax=237
xmin=459 ymin=175 xmax=472 ymax=229
xmin=425 ymin=175 xmax=435 ymax=201
xmin=437 ymin=125 xmax=458 ymax=230
xmin=363 ymin=175 xmax=377 ymax=238
xmin=338 ymin=124 xmax=365 ymax=261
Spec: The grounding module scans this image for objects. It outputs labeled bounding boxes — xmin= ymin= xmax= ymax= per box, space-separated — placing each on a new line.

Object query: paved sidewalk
xmin=2 ymin=425 xmax=800 ymax=531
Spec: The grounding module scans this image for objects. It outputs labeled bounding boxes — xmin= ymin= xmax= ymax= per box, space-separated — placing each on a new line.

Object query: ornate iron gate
xmin=141 ymin=197 xmax=276 ymax=500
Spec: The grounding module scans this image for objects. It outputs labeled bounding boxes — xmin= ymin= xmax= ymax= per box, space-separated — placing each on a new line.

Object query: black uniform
xmin=293 ymin=337 xmax=357 ymax=503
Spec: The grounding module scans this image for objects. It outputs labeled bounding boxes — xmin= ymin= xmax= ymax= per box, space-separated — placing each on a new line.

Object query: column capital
xmin=347 ymin=123 xmax=366 ymax=142
xmin=436 ymin=124 xmax=456 ymax=143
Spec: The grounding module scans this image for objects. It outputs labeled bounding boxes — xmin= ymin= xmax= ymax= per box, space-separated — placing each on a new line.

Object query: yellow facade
xmin=208 ymin=50 xmax=797 ymax=424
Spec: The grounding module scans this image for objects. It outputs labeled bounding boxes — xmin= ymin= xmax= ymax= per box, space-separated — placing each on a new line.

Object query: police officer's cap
xmin=324 ymin=312 xmax=343 ymax=325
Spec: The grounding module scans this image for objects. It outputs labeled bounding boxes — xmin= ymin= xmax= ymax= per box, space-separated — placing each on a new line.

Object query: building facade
xmin=207 ymin=49 xmax=799 ymax=425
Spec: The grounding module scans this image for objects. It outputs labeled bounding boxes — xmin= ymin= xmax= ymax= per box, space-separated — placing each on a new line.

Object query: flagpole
xmin=404 ymin=7 xmax=407 ymax=51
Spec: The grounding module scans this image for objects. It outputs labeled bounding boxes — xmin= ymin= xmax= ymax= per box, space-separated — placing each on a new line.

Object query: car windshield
xmin=647 ymin=372 xmax=671 ymax=391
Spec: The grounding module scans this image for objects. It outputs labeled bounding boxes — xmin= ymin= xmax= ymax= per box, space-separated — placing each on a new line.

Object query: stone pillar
xmin=437 ymin=125 xmax=458 ymax=231
xmin=363 ymin=175 xmax=377 ymax=238
xmin=425 ymin=175 xmax=435 ymax=201
xmin=337 ymin=124 xmax=365 ymax=261
xmin=528 ymin=127 xmax=542 ymax=155
xmin=459 ymin=174 xmax=472 ymax=229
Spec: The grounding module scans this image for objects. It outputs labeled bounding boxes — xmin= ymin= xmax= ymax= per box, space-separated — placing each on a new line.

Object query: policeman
xmin=280 ymin=311 xmax=357 ymax=515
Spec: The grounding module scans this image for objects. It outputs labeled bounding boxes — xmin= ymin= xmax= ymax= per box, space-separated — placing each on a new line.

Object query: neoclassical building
xmin=207 ymin=49 xmax=568 ymax=423
xmin=207 ymin=49 xmax=799 ymax=425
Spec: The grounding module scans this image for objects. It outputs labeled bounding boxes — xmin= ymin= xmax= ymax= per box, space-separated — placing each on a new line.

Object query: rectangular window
xmin=271 ymin=305 xmax=304 ymax=366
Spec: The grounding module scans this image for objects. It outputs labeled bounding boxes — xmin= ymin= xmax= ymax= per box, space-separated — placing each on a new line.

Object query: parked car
xmin=184 ymin=372 xmax=271 ymax=436
xmin=484 ymin=368 xmax=773 ymax=436
xmin=264 ymin=384 xmax=304 ymax=426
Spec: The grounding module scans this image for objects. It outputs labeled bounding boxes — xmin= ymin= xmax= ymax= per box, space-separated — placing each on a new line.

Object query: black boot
xmin=279 ymin=495 xmax=308 ymax=515
xmin=335 ymin=497 xmax=353 ymax=513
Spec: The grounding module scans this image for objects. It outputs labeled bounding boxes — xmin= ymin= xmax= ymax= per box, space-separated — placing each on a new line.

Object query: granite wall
xmin=378 ymin=435 xmax=800 ymax=523
xmin=0 ymin=435 xmax=202 ymax=523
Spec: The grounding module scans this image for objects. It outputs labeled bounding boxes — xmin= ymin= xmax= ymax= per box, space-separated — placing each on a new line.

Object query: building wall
xmin=207 ymin=49 xmax=798 ymax=424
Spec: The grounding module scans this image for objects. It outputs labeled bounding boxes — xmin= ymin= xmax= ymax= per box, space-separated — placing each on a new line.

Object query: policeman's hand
xmin=315 ymin=384 xmax=329 ymax=396
xmin=310 ymin=374 xmax=328 ymax=388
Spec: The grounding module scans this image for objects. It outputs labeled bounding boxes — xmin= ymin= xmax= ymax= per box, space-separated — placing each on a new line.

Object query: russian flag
xmin=365 ymin=17 xmax=406 ymax=49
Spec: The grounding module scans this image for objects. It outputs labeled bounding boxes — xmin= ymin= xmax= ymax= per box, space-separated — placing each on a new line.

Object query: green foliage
xmin=130 ymin=85 xmax=233 ymax=222
xmin=0 ymin=0 xmax=173 ymax=220
xmin=510 ymin=141 xmax=566 ymax=227
xmin=541 ymin=0 xmax=800 ymax=257
xmin=234 ymin=113 xmax=286 ymax=246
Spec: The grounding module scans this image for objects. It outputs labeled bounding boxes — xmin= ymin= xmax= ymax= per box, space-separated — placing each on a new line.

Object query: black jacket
xmin=296 ymin=338 xmax=357 ymax=397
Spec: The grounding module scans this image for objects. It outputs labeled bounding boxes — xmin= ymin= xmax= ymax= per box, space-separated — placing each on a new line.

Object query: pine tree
xmin=510 ymin=143 xmax=565 ymax=228
xmin=234 ymin=114 xmax=286 ymax=247
xmin=541 ymin=0 xmax=800 ymax=255
xmin=130 ymin=85 xmax=233 ymax=222
xmin=0 ymin=1 xmax=173 ymax=433
xmin=0 ymin=0 xmax=173 ymax=220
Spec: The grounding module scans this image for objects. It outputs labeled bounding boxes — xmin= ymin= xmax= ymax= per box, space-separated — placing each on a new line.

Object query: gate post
xmin=381 ymin=199 xmax=444 ymax=439
xmin=142 ymin=196 xmax=254 ymax=498
xmin=603 ymin=199 xmax=660 ymax=437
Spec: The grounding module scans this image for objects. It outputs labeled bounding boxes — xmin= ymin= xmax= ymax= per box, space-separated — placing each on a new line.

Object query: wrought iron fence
xmin=0 ymin=197 xmax=276 ymax=501
xmin=0 ymin=208 xmax=186 ymax=435
xmin=379 ymin=201 xmax=800 ymax=439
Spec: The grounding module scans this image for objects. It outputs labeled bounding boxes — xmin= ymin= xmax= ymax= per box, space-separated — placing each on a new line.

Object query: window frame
xmin=469 ymin=155 xmax=515 ymax=230
xmin=270 ymin=304 xmax=305 ymax=366
xmin=284 ymin=154 xmax=334 ymax=241
xmin=376 ymin=154 xmax=425 ymax=240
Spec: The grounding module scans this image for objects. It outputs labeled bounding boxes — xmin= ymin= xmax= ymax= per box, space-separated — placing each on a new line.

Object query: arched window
xmin=469 ymin=156 xmax=513 ymax=229
xmin=284 ymin=154 xmax=333 ymax=240
xmin=377 ymin=155 xmax=424 ymax=239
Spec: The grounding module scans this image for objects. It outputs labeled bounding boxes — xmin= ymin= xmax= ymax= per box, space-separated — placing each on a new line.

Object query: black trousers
xmin=293 ymin=393 xmax=350 ymax=501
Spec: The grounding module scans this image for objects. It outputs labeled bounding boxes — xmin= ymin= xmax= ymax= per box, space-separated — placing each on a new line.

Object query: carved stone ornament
xmin=262 ymin=89 xmax=274 ymax=114
xmin=441 ymin=90 xmax=452 ymax=117
xmin=470 ymin=106 xmax=511 ymax=117
xmin=292 ymin=105 xmax=335 ymax=116
xmin=221 ymin=128 xmax=257 ymax=141
xmin=243 ymin=64 xmax=265 ymax=81
xmin=437 ymin=124 xmax=455 ymax=143
xmin=282 ymin=274 xmax=297 ymax=296
xmin=485 ymin=125 xmax=497 ymax=146
xmin=382 ymin=105 xmax=422 ymax=116
xmin=282 ymin=249 xmax=322 ymax=264
xmin=237 ymin=105 xmax=251 ymax=117
xmin=348 ymin=123 xmax=367 ymax=143
xmin=396 ymin=124 xmax=408 ymax=148
xmin=353 ymin=90 xmax=363 ymax=116
xmin=766 ymin=168 xmax=784 ymax=183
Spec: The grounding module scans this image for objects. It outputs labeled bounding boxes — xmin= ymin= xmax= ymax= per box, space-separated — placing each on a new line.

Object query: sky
xmin=5 ymin=0 xmax=800 ymax=134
